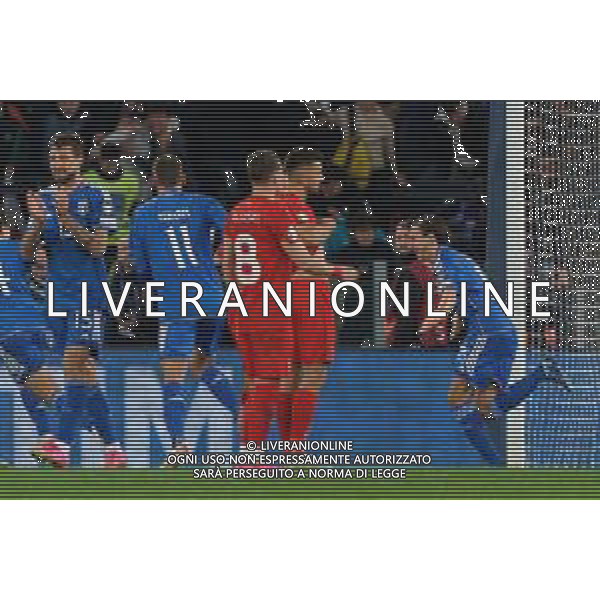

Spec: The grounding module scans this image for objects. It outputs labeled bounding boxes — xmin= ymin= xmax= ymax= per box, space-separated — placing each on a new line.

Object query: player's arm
xmin=55 ymin=189 xmax=109 ymax=256
xmin=217 ymin=236 xmax=234 ymax=282
xmin=209 ymin=199 xmax=227 ymax=250
xmin=419 ymin=281 xmax=457 ymax=334
xmin=21 ymin=191 xmax=45 ymax=261
xmin=280 ymin=228 xmax=357 ymax=280
xmin=296 ymin=217 xmax=336 ymax=246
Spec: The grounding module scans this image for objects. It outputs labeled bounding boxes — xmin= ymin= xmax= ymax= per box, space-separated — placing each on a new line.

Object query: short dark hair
xmin=98 ymin=142 xmax=122 ymax=163
xmin=49 ymin=132 xmax=84 ymax=156
xmin=347 ymin=208 xmax=375 ymax=233
xmin=411 ymin=215 xmax=450 ymax=244
xmin=284 ymin=147 xmax=324 ymax=173
xmin=247 ymin=150 xmax=282 ymax=185
xmin=153 ymin=154 xmax=184 ymax=186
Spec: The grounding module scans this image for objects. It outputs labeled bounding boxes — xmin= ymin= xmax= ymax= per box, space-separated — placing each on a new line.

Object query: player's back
xmin=225 ymin=196 xmax=295 ymax=301
xmin=0 ymin=238 xmax=48 ymax=340
xmin=131 ymin=192 xmax=225 ymax=314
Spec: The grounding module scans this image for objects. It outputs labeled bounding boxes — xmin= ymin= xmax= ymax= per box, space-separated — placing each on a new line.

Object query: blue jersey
xmin=130 ymin=192 xmax=226 ymax=317
xmin=0 ymin=238 xmax=49 ymax=341
xmin=40 ymin=184 xmax=113 ymax=307
xmin=436 ymin=245 xmax=516 ymax=337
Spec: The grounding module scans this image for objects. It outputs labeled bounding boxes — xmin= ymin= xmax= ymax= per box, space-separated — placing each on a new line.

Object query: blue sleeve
xmin=77 ymin=187 xmax=117 ymax=233
xmin=211 ymin=200 xmax=226 ymax=234
xmin=129 ymin=210 xmax=151 ymax=280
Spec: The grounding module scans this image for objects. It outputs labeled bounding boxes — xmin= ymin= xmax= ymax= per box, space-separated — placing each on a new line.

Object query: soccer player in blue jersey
xmin=0 ymin=204 xmax=65 ymax=465
xmin=129 ymin=154 xmax=236 ymax=458
xmin=394 ymin=216 xmax=569 ymax=466
xmin=23 ymin=133 xmax=126 ymax=467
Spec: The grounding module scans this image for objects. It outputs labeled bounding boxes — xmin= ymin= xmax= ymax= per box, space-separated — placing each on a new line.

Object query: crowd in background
xmin=1 ymin=100 xmax=490 ymax=348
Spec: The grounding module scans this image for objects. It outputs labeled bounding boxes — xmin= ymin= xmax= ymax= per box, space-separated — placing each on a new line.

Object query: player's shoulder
xmin=187 ymin=192 xmax=225 ymax=213
xmin=440 ymin=245 xmax=468 ymax=265
xmin=229 ymin=197 xmax=263 ymax=218
xmin=131 ymin=198 xmax=157 ymax=224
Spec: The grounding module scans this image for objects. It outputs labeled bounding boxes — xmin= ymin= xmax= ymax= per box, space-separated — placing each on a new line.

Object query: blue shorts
xmin=49 ymin=308 xmax=105 ymax=357
xmin=159 ymin=316 xmax=224 ymax=359
xmin=455 ymin=330 xmax=518 ymax=390
xmin=0 ymin=329 xmax=52 ymax=383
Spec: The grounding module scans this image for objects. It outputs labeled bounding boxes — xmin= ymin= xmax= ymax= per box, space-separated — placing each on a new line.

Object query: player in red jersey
xmin=283 ymin=148 xmax=341 ymax=441
xmin=222 ymin=150 xmax=355 ymax=447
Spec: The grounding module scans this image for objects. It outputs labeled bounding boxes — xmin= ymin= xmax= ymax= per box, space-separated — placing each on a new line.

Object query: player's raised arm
xmin=21 ymin=191 xmax=46 ymax=261
xmin=55 ymin=187 xmax=109 ymax=256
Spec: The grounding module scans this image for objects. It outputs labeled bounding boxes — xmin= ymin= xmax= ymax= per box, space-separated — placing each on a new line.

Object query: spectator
xmin=331 ymin=101 xmax=407 ymax=190
xmin=1 ymin=101 xmax=34 ymax=186
xmin=100 ymin=102 xmax=152 ymax=172
xmin=145 ymin=102 xmax=187 ymax=161
xmin=84 ymin=141 xmax=147 ymax=262
xmin=330 ymin=210 xmax=399 ymax=345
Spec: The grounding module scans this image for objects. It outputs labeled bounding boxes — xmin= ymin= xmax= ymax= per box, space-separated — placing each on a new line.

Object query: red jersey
xmin=225 ymin=197 xmax=297 ymax=309
xmin=286 ymin=196 xmax=320 ymax=256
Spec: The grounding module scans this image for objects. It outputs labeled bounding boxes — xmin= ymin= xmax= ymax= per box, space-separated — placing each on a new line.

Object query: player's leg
xmin=25 ymin=367 xmax=69 ymax=467
xmin=287 ymin=284 xmax=336 ymax=442
xmin=448 ymin=376 xmax=503 ymax=466
xmin=187 ymin=317 xmax=237 ymax=414
xmin=289 ymin=363 xmax=328 ymax=441
xmin=240 ymin=375 xmax=282 ymax=447
xmin=0 ymin=332 xmax=54 ymax=439
xmin=158 ymin=319 xmax=195 ymax=455
xmin=57 ymin=310 xmax=125 ymax=467
xmin=0 ymin=331 xmax=65 ymax=465
xmin=494 ymin=358 xmax=570 ymax=415
xmin=234 ymin=315 xmax=294 ymax=448
xmin=450 ymin=335 xmax=504 ymax=465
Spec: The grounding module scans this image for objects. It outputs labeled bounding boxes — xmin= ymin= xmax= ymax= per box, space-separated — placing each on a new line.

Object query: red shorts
xmin=291 ymin=279 xmax=336 ymax=364
xmin=229 ymin=312 xmax=294 ymax=379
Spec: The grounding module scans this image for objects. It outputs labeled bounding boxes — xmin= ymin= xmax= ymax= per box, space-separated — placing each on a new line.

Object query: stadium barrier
xmin=0 ymin=348 xmax=500 ymax=467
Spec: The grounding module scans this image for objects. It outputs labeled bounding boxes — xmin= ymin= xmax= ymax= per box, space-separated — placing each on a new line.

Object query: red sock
xmin=289 ymin=389 xmax=318 ymax=441
xmin=278 ymin=394 xmax=293 ymax=441
xmin=240 ymin=384 xmax=279 ymax=445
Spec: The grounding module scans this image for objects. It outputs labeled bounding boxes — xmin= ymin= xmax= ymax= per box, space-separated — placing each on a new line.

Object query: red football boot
xmin=31 ymin=436 xmax=70 ymax=468
xmin=104 ymin=445 xmax=127 ymax=468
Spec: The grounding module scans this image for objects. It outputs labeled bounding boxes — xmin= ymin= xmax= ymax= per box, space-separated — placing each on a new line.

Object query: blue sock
xmin=200 ymin=365 xmax=237 ymax=414
xmin=86 ymin=386 xmax=116 ymax=445
xmin=57 ymin=382 xmax=89 ymax=445
xmin=162 ymin=381 xmax=187 ymax=447
xmin=495 ymin=366 xmax=545 ymax=414
xmin=21 ymin=388 xmax=51 ymax=437
xmin=453 ymin=404 xmax=503 ymax=466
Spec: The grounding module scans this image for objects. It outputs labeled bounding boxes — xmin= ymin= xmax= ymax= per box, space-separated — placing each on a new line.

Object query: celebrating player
xmin=0 ymin=204 xmax=64 ymax=464
xmin=283 ymin=148 xmax=339 ymax=441
xmin=129 ymin=154 xmax=236 ymax=458
xmin=22 ymin=133 xmax=126 ymax=467
xmin=222 ymin=150 xmax=356 ymax=447
xmin=394 ymin=216 xmax=569 ymax=466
